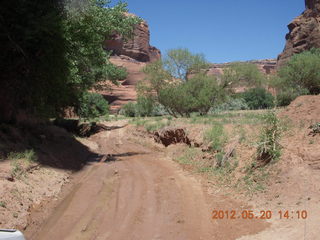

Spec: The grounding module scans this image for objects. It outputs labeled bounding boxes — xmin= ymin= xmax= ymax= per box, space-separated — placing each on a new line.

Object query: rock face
xmin=277 ymin=0 xmax=320 ymax=67
xmin=206 ymin=59 xmax=277 ymax=77
xmin=104 ymin=17 xmax=161 ymax=62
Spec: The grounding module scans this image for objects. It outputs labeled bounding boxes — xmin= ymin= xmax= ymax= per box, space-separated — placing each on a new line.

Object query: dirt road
xmin=27 ymin=121 xmax=266 ymax=240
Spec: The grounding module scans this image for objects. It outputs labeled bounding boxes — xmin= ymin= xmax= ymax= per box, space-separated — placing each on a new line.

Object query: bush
xmin=276 ymin=88 xmax=308 ymax=107
xmin=256 ymin=111 xmax=282 ymax=166
xmin=158 ymin=74 xmax=224 ymax=117
xmin=135 ymin=96 xmax=155 ymax=117
xmin=120 ymin=97 xmax=155 ymax=117
xmin=77 ymin=92 xmax=109 ymax=119
xmin=120 ymin=102 xmax=136 ymax=117
xmin=210 ymin=97 xmax=249 ymax=113
xmin=278 ymin=48 xmax=320 ymax=95
xmin=241 ymin=88 xmax=274 ymax=110
xmin=204 ymin=124 xmax=228 ymax=152
xmin=106 ymin=65 xmax=128 ymax=82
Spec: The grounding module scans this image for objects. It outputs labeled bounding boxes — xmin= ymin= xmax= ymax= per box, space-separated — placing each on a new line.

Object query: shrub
xmin=210 ymin=97 xmax=249 ymax=113
xmin=256 ymin=111 xmax=282 ymax=165
xmin=8 ymin=149 xmax=37 ymax=178
xmin=278 ymin=48 xmax=320 ymax=94
xmin=204 ymin=124 xmax=228 ymax=152
xmin=106 ymin=65 xmax=128 ymax=81
xmin=158 ymin=74 xmax=224 ymax=117
xmin=275 ymin=88 xmax=309 ymax=107
xmin=241 ymin=88 xmax=274 ymax=110
xmin=135 ymin=96 xmax=155 ymax=117
xmin=120 ymin=102 xmax=136 ymax=117
xmin=77 ymin=92 xmax=109 ymax=119
xmin=120 ymin=97 xmax=155 ymax=117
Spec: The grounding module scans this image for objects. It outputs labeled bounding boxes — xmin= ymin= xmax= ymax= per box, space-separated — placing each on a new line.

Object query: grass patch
xmin=175 ymin=148 xmax=199 ymax=165
xmin=8 ymin=149 xmax=37 ymax=179
xmin=204 ymin=124 xmax=228 ymax=152
xmin=130 ymin=117 xmax=172 ymax=132
xmin=237 ymin=165 xmax=271 ymax=195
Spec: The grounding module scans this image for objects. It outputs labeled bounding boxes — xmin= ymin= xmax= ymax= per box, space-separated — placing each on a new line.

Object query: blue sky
xmin=116 ymin=0 xmax=305 ymax=63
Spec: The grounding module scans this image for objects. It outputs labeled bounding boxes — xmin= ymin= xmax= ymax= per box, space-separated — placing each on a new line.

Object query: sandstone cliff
xmin=104 ymin=16 xmax=161 ymax=62
xmin=206 ymin=59 xmax=277 ymax=77
xmin=277 ymin=0 xmax=320 ymax=67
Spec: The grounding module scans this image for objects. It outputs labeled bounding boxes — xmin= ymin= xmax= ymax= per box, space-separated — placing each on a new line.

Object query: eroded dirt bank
xmin=25 ymin=121 xmax=267 ymax=240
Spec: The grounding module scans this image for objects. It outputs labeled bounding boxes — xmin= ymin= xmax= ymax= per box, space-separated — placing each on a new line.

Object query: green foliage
xmin=204 ymin=124 xmax=228 ymax=152
xmin=0 ymin=0 xmax=138 ymax=121
xmin=8 ymin=149 xmax=37 ymax=163
xmin=256 ymin=111 xmax=282 ymax=165
xmin=120 ymin=102 xmax=136 ymax=117
xmin=158 ymin=74 xmax=224 ymax=117
xmin=106 ymin=65 xmax=128 ymax=81
xmin=241 ymin=88 xmax=274 ymax=110
xmin=134 ymin=96 xmax=155 ymax=117
xmin=164 ymin=48 xmax=210 ymax=81
xmin=140 ymin=49 xmax=225 ymax=117
xmin=210 ymin=97 xmax=249 ymax=113
xmin=222 ymin=62 xmax=265 ymax=89
xmin=275 ymin=88 xmax=308 ymax=107
xmin=120 ymin=96 xmax=155 ymax=117
xmin=278 ymin=48 xmax=320 ymax=94
xmin=144 ymin=119 xmax=171 ymax=132
xmin=140 ymin=60 xmax=172 ymax=96
xmin=77 ymin=92 xmax=109 ymax=119
xmin=8 ymin=149 xmax=37 ymax=178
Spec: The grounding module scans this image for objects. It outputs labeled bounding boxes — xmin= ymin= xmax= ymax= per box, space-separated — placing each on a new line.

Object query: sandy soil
xmin=25 ymin=121 xmax=267 ymax=240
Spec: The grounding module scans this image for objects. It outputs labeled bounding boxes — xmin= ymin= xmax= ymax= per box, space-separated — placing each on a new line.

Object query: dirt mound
xmin=280 ymin=95 xmax=320 ymax=124
xmin=154 ymin=127 xmax=191 ymax=147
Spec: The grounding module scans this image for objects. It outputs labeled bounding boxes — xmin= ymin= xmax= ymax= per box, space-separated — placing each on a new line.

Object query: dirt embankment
xmin=0 ymin=123 xmax=95 ymax=230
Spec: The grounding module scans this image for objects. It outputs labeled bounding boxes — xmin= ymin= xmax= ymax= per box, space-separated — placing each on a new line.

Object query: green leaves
xmin=222 ymin=62 xmax=265 ymax=89
xmin=163 ymin=48 xmax=210 ymax=81
xmin=77 ymin=92 xmax=109 ymax=119
xmin=158 ymin=74 xmax=224 ymax=117
xmin=0 ymin=0 xmax=139 ymax=120
xmin=278 ymin=48 xmax=320 ymax=95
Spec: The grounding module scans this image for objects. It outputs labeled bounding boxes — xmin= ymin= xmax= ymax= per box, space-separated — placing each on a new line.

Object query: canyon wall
xmin=104 ymin=16 xmax=161 ymax=62
xmin=277 ymin=0 xmax=320 ymax=67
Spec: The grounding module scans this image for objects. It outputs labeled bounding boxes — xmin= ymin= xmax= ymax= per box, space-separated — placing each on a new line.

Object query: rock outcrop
xmin=277 ymin=0 xmax=320 ymax=67
xmin=206 ymin=59 xmax=277 ymax=78
xmin=104 ymin=16 xmax=161 ymax=62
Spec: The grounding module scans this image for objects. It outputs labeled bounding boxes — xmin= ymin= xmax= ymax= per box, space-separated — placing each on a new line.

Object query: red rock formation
xmin=277 ymin=0 xmax=320 ymax=67
xmin=206 ymin=59 xmax=277 ymax=78
xmin=104 ymin=16 xmax=161 ymax=62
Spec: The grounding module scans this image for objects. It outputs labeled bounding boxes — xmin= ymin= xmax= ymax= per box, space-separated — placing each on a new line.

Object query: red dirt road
xmin=27 ymin=122 xmax=267 ymax=240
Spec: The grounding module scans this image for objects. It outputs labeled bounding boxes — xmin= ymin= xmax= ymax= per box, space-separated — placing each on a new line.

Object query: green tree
xmin=278 ymin=48 xmax=320 ymax=95
xmin=139 ymin=60 xmax=172 ymax=98
xmin=163 ymin=48 xmax=210 ymax=81
xmin=0 ymin=0 xmax=139 ymax=122
xmin=222 ymin=62 xmax=265 ymax=89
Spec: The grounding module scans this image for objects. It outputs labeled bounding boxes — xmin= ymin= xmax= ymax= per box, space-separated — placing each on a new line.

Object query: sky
xmin=113 ymin=0 xmax=305 ymax=63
